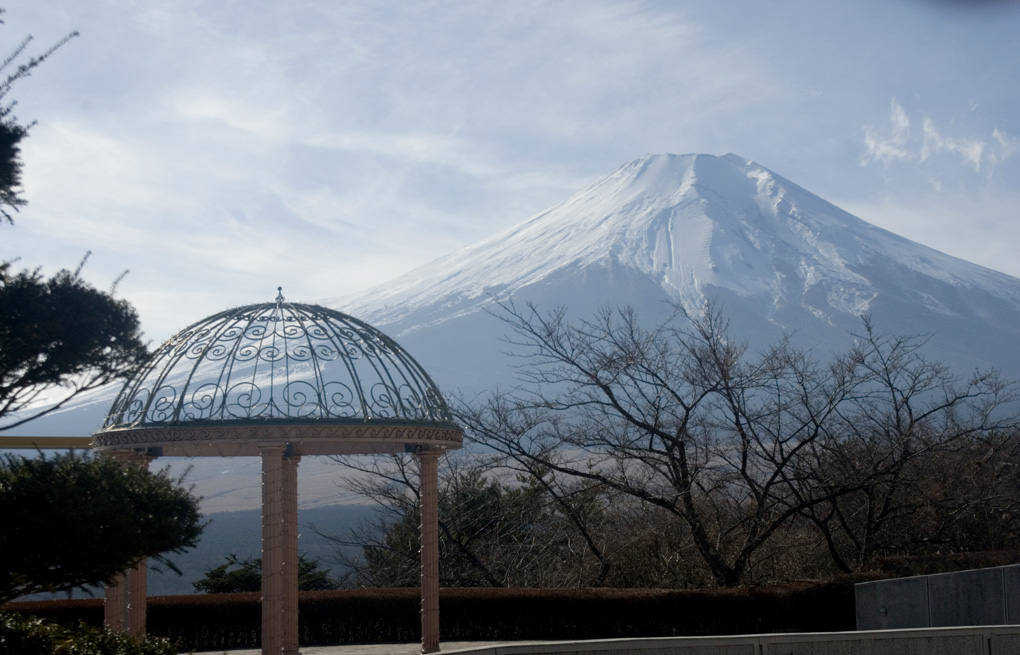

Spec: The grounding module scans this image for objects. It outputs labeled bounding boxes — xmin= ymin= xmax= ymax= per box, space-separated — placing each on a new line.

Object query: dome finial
xmin=276 ymin=286 xmax=285 ymax=305
xmin=96 ymin=299 xmax=458 ymax=430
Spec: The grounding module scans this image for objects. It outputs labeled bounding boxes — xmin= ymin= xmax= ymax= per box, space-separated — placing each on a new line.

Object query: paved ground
xmin=192 ymin=641 xmax=532 ymax=654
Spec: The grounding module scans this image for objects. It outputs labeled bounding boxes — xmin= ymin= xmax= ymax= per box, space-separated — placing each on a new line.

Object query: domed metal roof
xmin=92 ymin=291 xmax=462 ymax=456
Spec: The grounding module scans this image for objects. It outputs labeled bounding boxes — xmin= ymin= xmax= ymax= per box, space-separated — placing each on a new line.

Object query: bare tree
xmin=322 ymin=451 xmax=616 ymax=588
xmin=327 ymin=302 xmax=1020 ymax=588
xmin=794 ymin=320 xmax=1020 ymax=572
xmin=461 ymin=301 xmax=1020 ymax=586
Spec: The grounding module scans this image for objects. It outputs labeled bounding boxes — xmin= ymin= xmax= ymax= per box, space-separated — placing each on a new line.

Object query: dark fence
xmin=5 ymin=581 xmax=858 ymax=652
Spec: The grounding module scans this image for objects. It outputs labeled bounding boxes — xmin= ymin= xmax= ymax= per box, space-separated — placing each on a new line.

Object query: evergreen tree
xmin=0 ymin=260 xmax=149 ymax=429
xmin=193 ymin=553 xmax=338 ymax=593
xmin=0 ymin=451 xmax=203 ymax=603
xmin=0 ymin=10 xmax=77 ymax=224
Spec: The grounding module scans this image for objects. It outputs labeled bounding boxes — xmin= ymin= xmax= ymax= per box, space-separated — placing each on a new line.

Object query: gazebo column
xmin=418 ymin=447 xmax=442 ymax=654
xmin=282 ymin=452 xmax=301 ymax=655
xmin=261 ymin=444 xmax=301 ymax=655
xmin=104 ymin=575 xmax=126 ymax=632
xmin=126 ymin=558 xmax=148 ymax=636
xmin=104 ymin=449 xmax=155 ymax=636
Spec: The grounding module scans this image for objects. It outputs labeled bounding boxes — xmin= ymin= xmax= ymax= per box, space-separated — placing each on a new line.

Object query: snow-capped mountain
xmin=9 ymin=153 xmax=1020 ymax=516
xmin=331 ymin=153 xmax=1020 ymax=392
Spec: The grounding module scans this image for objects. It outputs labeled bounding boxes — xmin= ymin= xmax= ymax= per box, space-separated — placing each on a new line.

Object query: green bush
xmin=0 ymin=611 xmax=176 ymax=655
xmin=2 ymin=598 xmax=104 ymax=629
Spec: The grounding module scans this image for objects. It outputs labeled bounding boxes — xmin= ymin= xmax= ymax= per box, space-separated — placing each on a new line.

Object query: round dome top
xmin=93 ymin=293 xmax=461 ymax=456
xmin=104 ymin=295 xmax=455 ymax=428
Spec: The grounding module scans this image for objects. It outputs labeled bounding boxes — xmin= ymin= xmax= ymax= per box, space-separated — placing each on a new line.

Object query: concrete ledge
xmin=445 ymin=625 xmax=1020 ymax=655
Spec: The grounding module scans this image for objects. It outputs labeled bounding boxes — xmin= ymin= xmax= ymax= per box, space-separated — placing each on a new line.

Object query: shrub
xmin=0 ymin=611 xmax=176 ymax=655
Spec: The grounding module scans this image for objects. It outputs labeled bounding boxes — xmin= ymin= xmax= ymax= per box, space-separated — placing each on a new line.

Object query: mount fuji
xmin=331 ymin=152 xmax=1020 ymax=393
xmin=8 ymin=153 xmax=1020 ymax=516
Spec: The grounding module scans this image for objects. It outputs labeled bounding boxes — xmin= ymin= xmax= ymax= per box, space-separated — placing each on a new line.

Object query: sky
xmin=3 ymin=0 xmax=1019 ymax=345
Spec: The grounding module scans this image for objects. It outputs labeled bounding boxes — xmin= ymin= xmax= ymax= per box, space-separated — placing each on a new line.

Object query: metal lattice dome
xmin=92 ymin=291 xmax=462 ymax=456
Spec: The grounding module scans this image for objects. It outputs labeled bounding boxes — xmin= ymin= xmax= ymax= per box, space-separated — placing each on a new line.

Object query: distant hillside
xmin=147 ymin=503 xmax=377 ymax=595
xmin=13 ymin=503 xmax=378 ymax=600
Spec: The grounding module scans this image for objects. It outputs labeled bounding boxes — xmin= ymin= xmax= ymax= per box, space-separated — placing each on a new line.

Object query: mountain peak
xmin=341 ymin=154 xmax=893 ymax=319
xmin=21 ymin=154 xmax=1020 ymax=438
xmin=335 ymin=153 xmax=1020 ymax=388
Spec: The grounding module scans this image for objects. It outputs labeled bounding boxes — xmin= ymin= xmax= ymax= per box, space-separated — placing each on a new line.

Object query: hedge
xmin=0 ymin=610 xmax=177 ymax=655
xmin=5 ymin=581 xmax=859 ymax=651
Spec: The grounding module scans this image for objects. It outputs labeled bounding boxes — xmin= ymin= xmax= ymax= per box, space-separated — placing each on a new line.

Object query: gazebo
xmin=91 ymin=290 xmax=462 ymax=655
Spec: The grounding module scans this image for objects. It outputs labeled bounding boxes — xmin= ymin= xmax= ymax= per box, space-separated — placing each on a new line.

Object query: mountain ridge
xmin=334 ymin=153 xmax=1020 ymax=330
xmin=8 ymin=153 xmax=1020 ymax=513
xmin=323 ymin=153 xmax=1020 ymax=395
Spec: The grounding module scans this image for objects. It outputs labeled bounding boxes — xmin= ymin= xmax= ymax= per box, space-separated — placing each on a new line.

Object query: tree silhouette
xmin=0 ymin=451 xmax=203 ymax=603
xmin=0 ymin=258 xmax=149 ymax=430
xmin=193 ymin=553 xmax=337 ymax=594
xmin=0 ymin=10 xmax=77 ymax=224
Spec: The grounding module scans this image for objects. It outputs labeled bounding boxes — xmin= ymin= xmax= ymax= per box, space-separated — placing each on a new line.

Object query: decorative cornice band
xmin=92 ymin=423 xmax=463 ymax=452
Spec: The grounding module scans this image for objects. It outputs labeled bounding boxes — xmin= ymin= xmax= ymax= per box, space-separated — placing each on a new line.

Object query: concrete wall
xmin=446 ymin=626 xmax=1020 ymax=655
xmin=856 ymin=564 xmax=1020 ymax=630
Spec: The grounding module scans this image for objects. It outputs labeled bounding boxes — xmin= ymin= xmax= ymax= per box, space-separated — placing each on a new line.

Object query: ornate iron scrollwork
xmin=102 ymin=296 xmax=455 ymax=429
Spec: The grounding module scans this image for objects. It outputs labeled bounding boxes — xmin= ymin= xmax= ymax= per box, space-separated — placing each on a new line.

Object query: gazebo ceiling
xmin=92 ymin=291 xmax=462 ymax=457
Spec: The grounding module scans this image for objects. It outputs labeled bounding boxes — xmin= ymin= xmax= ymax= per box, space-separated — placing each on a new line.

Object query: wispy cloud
xmin=862 ymin=99 xmax=1014 ymax=176
xmin=991 ymin=128 xmax=1020 ymax=168
xmin=5 ymin=0 xmax=1020 ymax=338
xmin=920 ymin=118 xmax=984 ymax=171
xmin=862 ymin=100 xmax=913 ymax=164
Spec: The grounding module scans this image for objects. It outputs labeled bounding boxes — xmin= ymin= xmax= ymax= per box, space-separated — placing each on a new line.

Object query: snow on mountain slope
xmin=20 ymin=153 xmax=1014 ymax=555
xmin=16 ymin=152 xmax=1020 ymax=423
xmin=330 ymin=153 xmax=1020 ymax=392
xmin=10 ymin=153 xmax=1020 ymax=512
